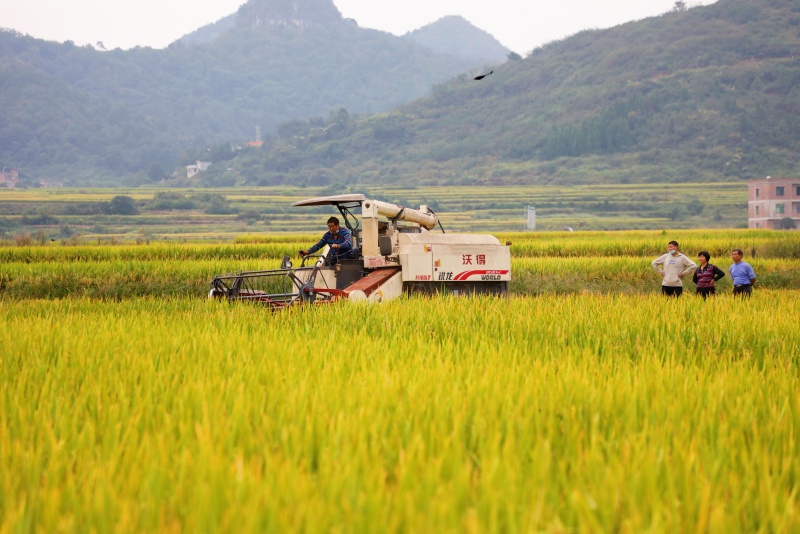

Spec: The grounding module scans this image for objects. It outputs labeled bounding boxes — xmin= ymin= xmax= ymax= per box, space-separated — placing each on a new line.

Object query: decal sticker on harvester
xmin=461 ymin=254 xmax=487 ymax=265
xmin=453 ymin=270 xmax=510 ymax=281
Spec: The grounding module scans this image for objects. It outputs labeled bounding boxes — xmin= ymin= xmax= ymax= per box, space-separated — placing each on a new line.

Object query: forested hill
xmin=403 ymin=16 xmax=510 ymax=65
xmin=0 ymin=0 xmax=499 ymax=185
xmin=210 ymin=0 xmax=800 ymax=188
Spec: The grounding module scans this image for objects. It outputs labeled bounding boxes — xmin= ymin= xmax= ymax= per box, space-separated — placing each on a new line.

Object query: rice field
xmin=0 ymin=182 xmax=747 ymax=239
xmin=2 ymin=294 xmax=799 ymax=532
xmin=1 ymin=228 xmax=799 ymax=532
xmin=2 ymin=229 xmax=799 ymax=299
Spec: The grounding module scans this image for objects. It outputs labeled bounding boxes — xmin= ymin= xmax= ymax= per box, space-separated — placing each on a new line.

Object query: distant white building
xmin=186 ymin=161 xmax=212 ymax=178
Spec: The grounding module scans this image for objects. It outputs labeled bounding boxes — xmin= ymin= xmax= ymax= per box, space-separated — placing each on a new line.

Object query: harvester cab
xmin=209 ymin=194 xmax=510 ymax=308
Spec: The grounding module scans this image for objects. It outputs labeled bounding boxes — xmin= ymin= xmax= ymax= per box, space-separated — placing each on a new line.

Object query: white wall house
xmin=186 ymin=161 xmax=212 ymax=178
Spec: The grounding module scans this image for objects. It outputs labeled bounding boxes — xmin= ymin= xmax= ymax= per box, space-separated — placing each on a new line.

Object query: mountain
xmin=0 ymin=0 xmax=491 ymax=185
xmin=403 ymin=16 xmax=510 ymax=65
xmin=211 ymin=0 xmax=800 ymax=188
xmin=235 ymin=0 xmax=344 ymax=28
xmin=176 ymin=14 xmax=237 ymax=46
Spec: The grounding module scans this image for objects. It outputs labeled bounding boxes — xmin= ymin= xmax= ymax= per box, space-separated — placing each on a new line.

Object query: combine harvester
xmin=209 ymin=194 xmax=510 ymax=308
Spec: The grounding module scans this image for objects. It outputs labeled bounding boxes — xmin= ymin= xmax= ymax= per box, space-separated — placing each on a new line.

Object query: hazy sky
xmin=2 ymin=0 xmax=717 ymax=54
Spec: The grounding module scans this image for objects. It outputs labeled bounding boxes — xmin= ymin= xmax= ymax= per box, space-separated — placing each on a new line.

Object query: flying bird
xmin=473 ymin=70 xmax=493 ymax=81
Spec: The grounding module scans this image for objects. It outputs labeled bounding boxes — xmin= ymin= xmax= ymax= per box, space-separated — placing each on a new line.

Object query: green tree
xmin=207 ymin=142 xmax=234 ymax=163
xmin=107 ymin=196 xmax=139 ymax=215
xmin=147 ymin=163 xmax=166 ymax=182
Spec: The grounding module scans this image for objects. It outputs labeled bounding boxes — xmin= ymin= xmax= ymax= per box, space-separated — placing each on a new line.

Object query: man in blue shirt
xmin=729 ymin=248 xmax=756 ymax=297
xmin=299 ymin=216 xmax=354 ymax=264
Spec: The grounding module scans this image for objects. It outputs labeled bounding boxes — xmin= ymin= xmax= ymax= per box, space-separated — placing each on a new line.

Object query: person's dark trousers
xmin=696 ymin=287 xmax=715 ymax=300
xmin=733 ymin=284 xmax=752 ymax=297
xmin=661 ymin=286 xmax=683 ymax=297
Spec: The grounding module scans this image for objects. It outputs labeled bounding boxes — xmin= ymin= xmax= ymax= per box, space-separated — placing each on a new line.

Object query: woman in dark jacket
xmin=693 ymin=250 xmax=726 ymax=299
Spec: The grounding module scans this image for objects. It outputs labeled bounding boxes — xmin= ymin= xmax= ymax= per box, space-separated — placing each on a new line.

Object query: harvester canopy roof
xmin=291 ymin=194 xmax=367 ymax=207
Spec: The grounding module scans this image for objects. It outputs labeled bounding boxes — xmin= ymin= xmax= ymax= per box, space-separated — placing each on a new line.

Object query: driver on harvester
xmin=299 ymin=216 xmax=355 ymax=265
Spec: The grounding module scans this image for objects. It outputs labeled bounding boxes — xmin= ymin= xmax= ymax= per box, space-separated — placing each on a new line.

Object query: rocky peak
xmin=236 ymin=0 xmax=343 ymax=31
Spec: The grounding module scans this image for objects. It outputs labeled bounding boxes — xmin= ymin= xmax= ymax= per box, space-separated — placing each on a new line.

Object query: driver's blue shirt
xmin=308 ymin=227 xmax=353 ymax=256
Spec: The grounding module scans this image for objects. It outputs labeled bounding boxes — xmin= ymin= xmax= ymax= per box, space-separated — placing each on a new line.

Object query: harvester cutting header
xmin=209 ymin=194 xmax=511 ymax=308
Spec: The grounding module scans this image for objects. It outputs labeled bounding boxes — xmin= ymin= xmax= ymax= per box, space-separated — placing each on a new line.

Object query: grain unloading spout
xmin=368 ymin=199 xmax=437 ymax=230
xmin=288 ymin=194 xmax=437 ymax=230
xmin=360 ymin=199 xmax=438 ymax=259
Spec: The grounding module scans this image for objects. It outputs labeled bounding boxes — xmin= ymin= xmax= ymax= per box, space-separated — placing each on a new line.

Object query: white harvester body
xmin=210 ymin=194 xmax=510 ymax=307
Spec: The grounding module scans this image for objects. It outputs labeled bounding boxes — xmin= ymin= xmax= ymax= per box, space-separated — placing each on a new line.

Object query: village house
xmin=748 ymin=177 xmax=800 ymax=229
xmin=1 ymin=167 xmax=19 ymax=188
xmin=186 ymin=161 xmax=212 ymax=178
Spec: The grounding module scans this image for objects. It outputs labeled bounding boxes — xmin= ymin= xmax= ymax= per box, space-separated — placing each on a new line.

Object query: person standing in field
xmin=651 ymin=240 xmax=697 ymax=297
xmin=729 ymin=248 xmax=756 ymax=297
xmin=692 ymin=250 xmax=725 ymax=299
